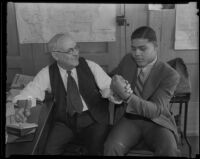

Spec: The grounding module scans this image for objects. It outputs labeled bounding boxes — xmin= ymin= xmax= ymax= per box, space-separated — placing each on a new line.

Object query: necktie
xmin=134 ymin=69 xmax=145 ymax=97
xmin=66 ymin=71 xmax=83 ymax=116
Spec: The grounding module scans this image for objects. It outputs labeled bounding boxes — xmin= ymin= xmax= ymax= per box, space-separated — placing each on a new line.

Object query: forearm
xmin=126 ymin=80 xmax=178 ymax=119
xmin=126 ymin=94 xmax=161 ymax=118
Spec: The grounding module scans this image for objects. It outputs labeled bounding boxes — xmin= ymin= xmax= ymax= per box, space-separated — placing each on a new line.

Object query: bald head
xmin=48 ymin=33 xmax=76 ymax=52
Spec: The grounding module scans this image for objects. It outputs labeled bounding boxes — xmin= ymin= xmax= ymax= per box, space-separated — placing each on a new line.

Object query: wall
xmin=7 ymin=3 xmax=123 ymax=85
xmin=149 ymin=9 xmax=199 ymax=136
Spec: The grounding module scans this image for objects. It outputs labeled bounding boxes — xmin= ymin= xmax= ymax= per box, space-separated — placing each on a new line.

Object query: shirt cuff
xmin=100 ymin=88 xmax=123 ymax=104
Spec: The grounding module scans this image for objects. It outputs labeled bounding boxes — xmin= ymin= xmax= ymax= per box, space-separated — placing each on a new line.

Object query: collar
xmin=140 ymin=56 xmax=157 ymax=72
xmin=57 ymin=63 xmax=76 ymax=75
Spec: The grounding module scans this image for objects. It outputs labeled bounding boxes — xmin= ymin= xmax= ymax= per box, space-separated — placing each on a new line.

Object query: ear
xmin=51 ymin=52 xmax=58 ymax=61
xmin=152 ymin=41 xmax=158 ymax=48
xmin=152 ymin=41 xmax=158 ymax=52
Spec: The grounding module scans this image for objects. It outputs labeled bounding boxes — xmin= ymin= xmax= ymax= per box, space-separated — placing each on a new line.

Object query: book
xmin=11 ymin=74 xmax=34 ymax=89
xmin=6 ymin=122 xmax=38 ymax=137
xmin=7 ymin=133 xmax=35 ymax=143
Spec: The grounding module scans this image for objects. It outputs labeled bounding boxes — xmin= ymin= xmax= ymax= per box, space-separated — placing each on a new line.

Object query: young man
xmin=12 ymin=33 xmax=126 ymax=155
xmin=104 ymin=26 xmax=181 ymax=156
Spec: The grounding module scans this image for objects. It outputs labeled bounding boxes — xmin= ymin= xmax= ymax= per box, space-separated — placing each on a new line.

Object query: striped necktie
xmin=134 ymin=68 xmax=145 ymax=97
xmin=66 ymin=70 xmax=83 ymax=116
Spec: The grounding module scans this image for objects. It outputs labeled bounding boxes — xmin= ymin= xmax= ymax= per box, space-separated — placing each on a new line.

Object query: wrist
xmin=123 ymin=94 xmax=132 ymax=103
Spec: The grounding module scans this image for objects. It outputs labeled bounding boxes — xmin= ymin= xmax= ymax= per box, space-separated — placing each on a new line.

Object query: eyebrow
xmin=131 ymin=45 xmax=146 ymax=49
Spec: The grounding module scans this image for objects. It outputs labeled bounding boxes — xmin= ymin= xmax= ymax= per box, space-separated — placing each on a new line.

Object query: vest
xmin=49 ymin=57 xmax=109 ymax=124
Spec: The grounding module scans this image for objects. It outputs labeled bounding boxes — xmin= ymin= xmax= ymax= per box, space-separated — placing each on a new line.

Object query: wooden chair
xmin=6 ymin=93 xmax=55 ymax=156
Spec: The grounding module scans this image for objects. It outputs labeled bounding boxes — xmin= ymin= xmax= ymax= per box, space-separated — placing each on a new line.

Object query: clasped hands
xmin=111 ymin=75 xmax=133 ymax=101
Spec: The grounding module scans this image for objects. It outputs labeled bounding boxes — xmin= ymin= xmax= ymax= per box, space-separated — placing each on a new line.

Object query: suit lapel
xmin=142 ymin=61 xmax=163 ymax=99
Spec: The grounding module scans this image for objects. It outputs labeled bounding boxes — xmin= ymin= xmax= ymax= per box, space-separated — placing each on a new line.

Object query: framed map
xmin=15 ymin=3 xmax=116 ymax=43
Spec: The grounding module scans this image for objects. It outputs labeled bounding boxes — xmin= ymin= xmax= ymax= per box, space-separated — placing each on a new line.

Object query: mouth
xmin=135 ymin=59 xmax=143 ymax=62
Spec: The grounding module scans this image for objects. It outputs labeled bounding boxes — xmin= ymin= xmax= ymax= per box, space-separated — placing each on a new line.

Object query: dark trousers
xmin=44 ymin=111 xmax=109 ymax=155
xmin=104 ymin=114 xmax=181 ymax=156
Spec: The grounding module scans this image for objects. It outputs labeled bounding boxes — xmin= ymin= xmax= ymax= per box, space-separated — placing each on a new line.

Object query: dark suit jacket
xmin=111 ymin=53 xmax=180 ymax=142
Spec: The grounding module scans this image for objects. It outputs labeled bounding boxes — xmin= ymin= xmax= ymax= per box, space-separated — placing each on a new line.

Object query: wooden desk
xmin=6 ymin=99 xmax=54 ymax=156
xmin=6 ymin=134 xmax=36 ymax=157
xmin=170 ymin=92 xmax=191 ymax=158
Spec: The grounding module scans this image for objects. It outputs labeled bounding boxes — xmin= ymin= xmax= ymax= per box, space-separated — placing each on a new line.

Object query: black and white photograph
xmin=4 ymin=2 xmax=199 ymax=158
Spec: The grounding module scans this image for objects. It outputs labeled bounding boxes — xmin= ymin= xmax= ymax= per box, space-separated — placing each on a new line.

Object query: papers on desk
xmin=6 ymin=89 xmax=21 ymax=119
xmin=6 ymin=122 xmax=38 ymax=136
xmin=7 ymin=89 xmax=21 ymax=101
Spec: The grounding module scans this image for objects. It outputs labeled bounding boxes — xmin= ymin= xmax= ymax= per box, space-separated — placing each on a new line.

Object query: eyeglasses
xmin=52 ymin=45 xmax=79 ymax=55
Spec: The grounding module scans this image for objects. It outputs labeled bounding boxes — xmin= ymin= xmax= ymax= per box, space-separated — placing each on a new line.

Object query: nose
xmin=73 ymin=49 xmax=79 ymax=56
xmin=135 ymin=48 xmax=142 ymax=56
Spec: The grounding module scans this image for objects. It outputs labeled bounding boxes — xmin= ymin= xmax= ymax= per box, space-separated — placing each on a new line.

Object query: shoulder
xmin=85 ymin=59 xmax=102 ymax=69
xmin=158 ymin=61 xmax=180 ymax=80
xmin=36 ymin=65 xmax=49 ymax=76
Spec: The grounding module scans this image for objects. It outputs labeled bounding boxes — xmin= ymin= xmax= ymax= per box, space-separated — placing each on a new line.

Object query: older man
xmin=104 ymin=26 xmax=181 ymax=156
xmin=12 ymin=33 xmax=125 ymax=155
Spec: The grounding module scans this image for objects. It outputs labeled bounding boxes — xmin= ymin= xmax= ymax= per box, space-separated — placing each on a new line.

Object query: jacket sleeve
xmin=126 ymin=69 xmax=180 ymax=119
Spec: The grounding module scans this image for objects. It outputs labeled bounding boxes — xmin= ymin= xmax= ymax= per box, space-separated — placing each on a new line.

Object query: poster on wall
xmin=148 ymin=4 xmax=175 ymax=10
xmin=15 ymin=3 xmax=116 ymax=43
xmin=175 ymin=2 xmax=199 ymax=50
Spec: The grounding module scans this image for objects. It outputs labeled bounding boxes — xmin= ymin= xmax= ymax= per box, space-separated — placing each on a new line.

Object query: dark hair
xmin=131 ymin=26 xmax=157 ymax=42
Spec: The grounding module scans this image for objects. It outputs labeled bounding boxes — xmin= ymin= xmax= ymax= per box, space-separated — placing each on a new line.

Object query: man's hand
xmin=111 ymin=75 xmax=133 ymax=100
xmin=14 ymin=100 xmax=31 ymax=123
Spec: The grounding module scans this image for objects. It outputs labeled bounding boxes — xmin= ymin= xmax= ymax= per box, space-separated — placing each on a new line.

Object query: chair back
xmin=167 ymin=58 xmax=191 ymax=94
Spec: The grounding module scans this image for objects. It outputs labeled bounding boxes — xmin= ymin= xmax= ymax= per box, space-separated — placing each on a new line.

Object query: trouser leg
xmin=81 ymin=122 xmax=109 ymax=155
xmin=104 ymin=117 xmax=142 ymax=156
xmin=143 ymin=122 xmax=181 ymax=157
xmin=44 ymin=122 xmax=74 ymax=155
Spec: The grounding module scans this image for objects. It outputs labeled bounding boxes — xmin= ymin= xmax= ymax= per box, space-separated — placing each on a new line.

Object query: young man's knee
xmin=155 ymin=145 xmax=181 ymax=157
xmin=104 ymin=140 xmax=127 ymax=156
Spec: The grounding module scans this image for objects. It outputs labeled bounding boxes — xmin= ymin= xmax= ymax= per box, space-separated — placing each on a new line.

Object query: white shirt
xmin=13 ymin=59 xmax=121 ymax=109
xmin=137 ymin=56 xmax=157 ymax=83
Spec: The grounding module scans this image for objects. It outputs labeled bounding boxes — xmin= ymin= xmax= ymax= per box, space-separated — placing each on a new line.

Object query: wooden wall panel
xmin=148 ymin=11 xmax=162 ymax=60
xmin=7 ymin=2 xmax=19 ymax=57
xmin=79 ymin=42 xmax=108 ymax=54
xmin=125 ymin=4 xmax=148 ymax=54
xmin=7 ymin=3 xmax=34 ymax=84
xmin=32 ymin=43 xmax=54 ymax=74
